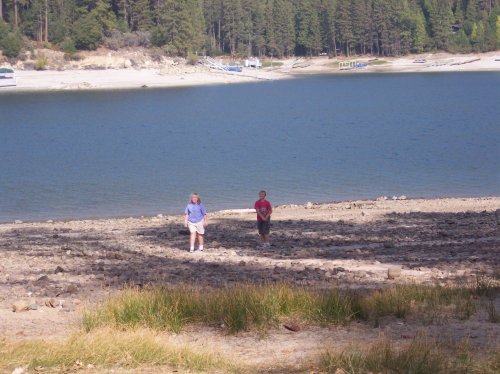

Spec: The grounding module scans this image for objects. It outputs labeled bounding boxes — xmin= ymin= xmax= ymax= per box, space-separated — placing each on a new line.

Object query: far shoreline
xmin=1 ymin=51 xmax=499 ymax=94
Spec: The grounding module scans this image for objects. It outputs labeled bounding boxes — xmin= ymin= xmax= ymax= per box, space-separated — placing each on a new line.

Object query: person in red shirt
xmin=254 ymin=190 xmax=272 ymax=248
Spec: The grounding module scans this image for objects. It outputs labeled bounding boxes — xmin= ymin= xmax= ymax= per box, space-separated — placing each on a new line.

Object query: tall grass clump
xmin=84 ymin=284 xmax=361 ymax=334
xmin=359 ymin=283 xmax=482 ymax=325
xmin=486 ymin=299 xmax=500 ymax=323
xmin=0 ymin=328 xmax=238 ymax=373
xmin=319 ymin=337 xmax=499 ymax=374
xmin=83 ymin=286 xmax=204 ymax=333
xmin=84 ymin=282 xmax=498 ymax=335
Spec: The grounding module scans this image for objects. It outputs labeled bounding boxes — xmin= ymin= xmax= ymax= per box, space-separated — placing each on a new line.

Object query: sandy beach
xmin=1 ymin=196 xmax=499 ymax=370
xmin=1 ymin=50 xmax=499 ymax=92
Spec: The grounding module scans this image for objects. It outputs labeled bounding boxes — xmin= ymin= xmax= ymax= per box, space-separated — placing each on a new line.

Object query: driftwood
xmin=450 ymin=58 xmax=480 ymax=66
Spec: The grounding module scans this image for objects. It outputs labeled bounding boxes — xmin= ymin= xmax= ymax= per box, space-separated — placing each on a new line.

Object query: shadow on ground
xmin=0 ymin=210 xmax=498 ymax=300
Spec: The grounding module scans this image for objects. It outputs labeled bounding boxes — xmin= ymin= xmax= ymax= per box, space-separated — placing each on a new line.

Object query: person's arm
xmin=263 ymin=203 xmax=272 ymax=220
xmin=184 ymin=205 xmax=189 ymax=227
xmin=202 ymin=205 xmax=208 ymax=226
xmin=255 ymin=202 xmax=266 ymax=220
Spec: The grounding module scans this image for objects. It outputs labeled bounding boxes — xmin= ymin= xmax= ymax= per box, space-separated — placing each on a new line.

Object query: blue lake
xmin=0 ymin=72 xmax=499 ymax=222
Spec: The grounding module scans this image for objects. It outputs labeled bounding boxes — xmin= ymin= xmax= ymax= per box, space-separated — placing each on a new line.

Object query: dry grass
xmin=5 ymin=281 xmax=497 ymax=373
xmin=319 ymin=336 xmax=500 ymax=374
xmin=0 ymin=328 xmax=239 ymax=373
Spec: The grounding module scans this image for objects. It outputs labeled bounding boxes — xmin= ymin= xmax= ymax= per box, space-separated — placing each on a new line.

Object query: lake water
xmin=0 ymin=72 xmax=499 ymax=222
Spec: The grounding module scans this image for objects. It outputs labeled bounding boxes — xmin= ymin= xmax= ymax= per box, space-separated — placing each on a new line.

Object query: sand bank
xmin=1 ymin=51 xmax=499 ymax=92
xmin=8 ymin=67 xmax=285 ymax=92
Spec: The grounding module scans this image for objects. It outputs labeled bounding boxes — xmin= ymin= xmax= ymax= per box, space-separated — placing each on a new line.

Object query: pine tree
xmin=319 ymin=0 xmax=337 ymax=55
xmin=295 ymin=0 xmax=321 ymax=56
xmin=238 ymin=0 xmax=253 ymax=55
xmin=252 ymin=0 xmax=266 ymax=56
xmin=426 ymin=0 xmax=453 ymax=50
xmin=154 ymin=0 xmax=204 ymax=55
xmin=354 ymin=0 xmax=373 ymax=55
xmin=203 ymin=0 xmax=223 ymax=53
xmin=335 ymin=0 xmax=353 ymax=55
xmin=411 ymin=5 xmax=430 ymax=53
xmin=222 ymin=0 xmax=243 ymax=56
xmin=131 ymin=0 xmax=153 ymax=31
xmin=272 ymin=0 xmax=295 ymax=57
xmin=372 ymin=0 xmax=390 ymax=55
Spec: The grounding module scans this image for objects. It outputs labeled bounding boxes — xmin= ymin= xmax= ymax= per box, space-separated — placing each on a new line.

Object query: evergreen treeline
xmin=1 ymin=0 xmax=499 ymax=59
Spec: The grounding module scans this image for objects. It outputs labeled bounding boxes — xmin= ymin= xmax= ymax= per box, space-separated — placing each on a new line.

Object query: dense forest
xmin=0 ymin=0 xmax=499 ymax=59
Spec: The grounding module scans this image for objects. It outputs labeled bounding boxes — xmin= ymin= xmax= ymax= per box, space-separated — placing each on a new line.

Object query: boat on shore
xmin=0 ymin=68 xmax=16 ymax=87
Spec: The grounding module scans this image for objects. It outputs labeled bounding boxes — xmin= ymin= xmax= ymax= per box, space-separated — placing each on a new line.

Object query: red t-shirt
xmin=254 ymin=200 xmax=272 ymax=222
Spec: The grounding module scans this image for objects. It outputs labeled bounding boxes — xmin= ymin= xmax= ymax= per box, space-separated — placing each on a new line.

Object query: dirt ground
xmin=1 ymin=196 xmax=499 ymax=371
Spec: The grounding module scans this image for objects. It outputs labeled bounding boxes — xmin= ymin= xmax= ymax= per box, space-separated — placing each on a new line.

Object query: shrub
xmin=150 ymin=27 xmax=166 ymax=47
xmin=103 ymin=31 xmax=151 ymax=50
xmin=162 ymin=43 xmax=178 ymax=57
xmin=187 ymin=52 xmax=199 ymax=65
xmin=34 ymin=54 xmax=48 ymax=70
xmin=61 ymin=38 xmax=77 ymax=55
xmin=0 ymin=32 xmax=23 ymax=58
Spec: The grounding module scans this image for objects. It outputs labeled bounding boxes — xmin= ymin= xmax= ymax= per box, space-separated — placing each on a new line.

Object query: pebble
xmin=36 ymin=275 xmax=49 ymax=283
xmin=65 ymin=284 xmax=78 ymax=294
xmin=388 ymin=266 xmax=402 ymax=279
xmin=12 ymin=300 xmax=30 ymax=312
xmin=45 ymin=298 xmax=58 ymax=308
xmin=59 ymin=307 xmax=76 ymax=313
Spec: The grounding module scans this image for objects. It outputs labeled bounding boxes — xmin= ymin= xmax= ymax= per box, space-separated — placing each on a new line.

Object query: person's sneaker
xmin=198 ymin=247 xmax=204 ymax=252
xmin=189 ymin=248 xmax=194 ymax=253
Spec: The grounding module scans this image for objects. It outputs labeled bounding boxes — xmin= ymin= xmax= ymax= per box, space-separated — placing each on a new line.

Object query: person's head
xmin=259 ymin=190 xmax=267 ymax=200
xmin=190 ymin=193 xmax=201 ymax=204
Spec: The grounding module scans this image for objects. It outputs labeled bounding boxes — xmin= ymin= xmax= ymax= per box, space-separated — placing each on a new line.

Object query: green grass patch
xmin=319 ymin=337 xmax=500 ymax=374
xmin=0 ymin=328 xmax=239 ymax=373
xmin=83 ymin=284 xmax=360 ymax=334
xmin=368 ymin=59 xmax=387 ymax=65
xmin=83 ymin=282 xmax=498 ymax=334
xmin=261 ymin=60 xmax=283 ymax=68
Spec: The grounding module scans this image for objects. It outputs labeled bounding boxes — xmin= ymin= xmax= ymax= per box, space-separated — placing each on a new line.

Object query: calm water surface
xmin=0 ymin=72 xmax=499 ymax=222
